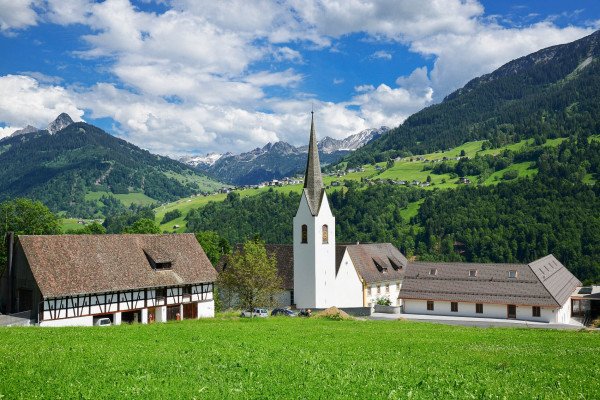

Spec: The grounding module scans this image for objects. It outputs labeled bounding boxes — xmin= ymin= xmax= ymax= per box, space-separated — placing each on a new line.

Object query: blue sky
xmin=0 ymin=0 xmax=599 ymax=156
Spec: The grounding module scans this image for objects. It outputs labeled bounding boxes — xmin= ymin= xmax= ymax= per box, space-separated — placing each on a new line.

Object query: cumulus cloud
xmin=0 ymin=75 xmax=84 ymax=129
xmin=0 ymin=0 xmax=39 ymax=33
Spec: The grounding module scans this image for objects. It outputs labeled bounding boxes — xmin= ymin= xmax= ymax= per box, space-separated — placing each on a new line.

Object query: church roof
xmin=17 ymin=234 xmax=217 ymax=298
xmin=398 ymin=255 xmax=581 ymax=307
xmin=303 ymin=112 xmax=324 ymax=216
xmin=340 ymin=243 xmax=408 ymax=284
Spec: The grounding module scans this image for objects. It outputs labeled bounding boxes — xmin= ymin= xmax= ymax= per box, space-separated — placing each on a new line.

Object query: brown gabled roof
xmin=216 ymin=244 xmax=294 ymax=290
xmin=528 ymin=255 xmax=582 ymax=306
xmin=18 ymin=234 xmax=217 ymax=298
xmin=398 ymin=255 xmax=581 ymax=307
xmin=342 ymin=243 xmax=408 ymax=284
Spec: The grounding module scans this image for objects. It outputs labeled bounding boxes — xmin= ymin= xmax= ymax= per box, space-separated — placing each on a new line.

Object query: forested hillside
xmin=184 ymin=135 xmax=600 ymax=283
xmin=344 ymin=30 xmax=600 ymax=166
xmin=0 ymin=122 xmax=222 ymax=216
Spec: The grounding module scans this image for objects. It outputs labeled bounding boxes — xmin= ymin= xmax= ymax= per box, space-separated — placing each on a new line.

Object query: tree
xmin=0 ymin=198 xmax=61 ymax=273
xmin=386 ymin=158 xmax=395 ymax=169
xmin=161 ymin=209 xmax=182 ymax=224
xmin=218 ymin=239 xmax=282 ymax=312
xmin=195 ymin=231 xmax=230 ymax=265
xmin=123 ymin=218 xmax=161 ymax=234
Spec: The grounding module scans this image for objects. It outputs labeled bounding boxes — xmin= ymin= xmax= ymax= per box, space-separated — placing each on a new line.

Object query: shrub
xmin=376 ymin=297 xmax=391 ymax=306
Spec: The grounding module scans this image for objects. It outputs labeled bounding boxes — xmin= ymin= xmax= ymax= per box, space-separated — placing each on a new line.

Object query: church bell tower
xmin=293 ymin=112 xmax=336 ymax=309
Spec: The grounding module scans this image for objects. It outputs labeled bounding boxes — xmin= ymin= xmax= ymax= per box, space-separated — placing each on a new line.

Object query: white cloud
xmin=1 ymin=1 xmax=597 ymax=157
xmin=0 ymin=126 xmax=18 ymax=139
xmin=333 ymin=78 xmax=344 ymax=85
xmin=0 ymin=0 xmax=39 ymax=33
xmin=0 ymin=75 xmax=84 ymax=129
xmin=371 ymin=50 xmax=392 ymax=60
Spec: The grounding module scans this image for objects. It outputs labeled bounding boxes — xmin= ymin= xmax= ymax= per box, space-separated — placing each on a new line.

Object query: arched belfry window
xmin=322 ymin=224 xmax=329 ymax=244
xmin=301 ymin=224 xmax=308 ymax=243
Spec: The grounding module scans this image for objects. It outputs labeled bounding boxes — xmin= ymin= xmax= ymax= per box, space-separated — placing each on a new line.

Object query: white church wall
xmin=197 ymin=300 xmax=214 ymax=318
xmin=293 ymin=192 xmax=337 ymax=309
xmin=334 ymin=251 xmax=363 ymax=307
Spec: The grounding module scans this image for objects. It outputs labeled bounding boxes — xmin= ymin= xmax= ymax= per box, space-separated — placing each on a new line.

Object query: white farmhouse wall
xmin=197 ymin=300 xmax=214 ymax=318
xmin=293 ymin=192 xmax=336 ymax=309
xmin=39 ymin=316 xmax=93 ymax=327
xmin=334 ymin=251 xmax=363 ymax=307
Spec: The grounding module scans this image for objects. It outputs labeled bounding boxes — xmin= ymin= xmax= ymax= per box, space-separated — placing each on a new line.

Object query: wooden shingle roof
xmin=399 ymin=255 xmax=581 ymax=307
xmin=18 ymin=234 xmax=217 ymax=298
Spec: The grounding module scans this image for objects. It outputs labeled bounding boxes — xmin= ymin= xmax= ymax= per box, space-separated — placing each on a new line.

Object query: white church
xmin=280 ymin=113 xmax=582 ymax=324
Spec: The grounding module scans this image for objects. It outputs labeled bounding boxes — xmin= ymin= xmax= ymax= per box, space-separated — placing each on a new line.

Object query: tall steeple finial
xmin=303 ymin=111 xmax=324 ymax=215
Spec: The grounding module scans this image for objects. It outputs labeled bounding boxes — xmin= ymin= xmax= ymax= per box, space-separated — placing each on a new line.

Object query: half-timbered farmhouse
xmin=1 ymin=233 xmax=217 ymax=327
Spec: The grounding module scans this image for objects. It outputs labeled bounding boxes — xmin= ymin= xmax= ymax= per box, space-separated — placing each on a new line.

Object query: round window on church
xmin=322 ymin=224 xmax=328 ymax=244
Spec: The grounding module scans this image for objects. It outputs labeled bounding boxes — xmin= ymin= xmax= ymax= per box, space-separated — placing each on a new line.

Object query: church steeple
xmin=303 ymin=111 xmax=324 ymax=216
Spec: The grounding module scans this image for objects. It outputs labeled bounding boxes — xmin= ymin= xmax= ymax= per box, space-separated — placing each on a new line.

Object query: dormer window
xmin=144 ymin=248 xmax=173 ymax=270
xmin=508 ymin=270 xmax=518 ymax=278
xmin=469 ymin=270 xmax=477 ymax=277
xmin=429 ymin=268 xmax=437 ymax=276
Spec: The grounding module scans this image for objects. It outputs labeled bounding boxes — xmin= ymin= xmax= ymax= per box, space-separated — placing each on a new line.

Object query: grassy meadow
xmin=0 ymin=317 xmax=598 ymax=399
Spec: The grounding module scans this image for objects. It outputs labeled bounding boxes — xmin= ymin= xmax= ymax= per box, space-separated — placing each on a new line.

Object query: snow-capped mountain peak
xmin=179 ymin=152 xmax=223 ymax=167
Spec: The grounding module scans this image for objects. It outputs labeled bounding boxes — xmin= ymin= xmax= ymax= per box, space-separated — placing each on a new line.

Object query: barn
xmin=1 ymin=233 xmax=217 ymax=327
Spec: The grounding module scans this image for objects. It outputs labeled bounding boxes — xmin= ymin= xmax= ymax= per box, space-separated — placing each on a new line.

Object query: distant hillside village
xmin=0 ymin=115 xmax=598 ymax=328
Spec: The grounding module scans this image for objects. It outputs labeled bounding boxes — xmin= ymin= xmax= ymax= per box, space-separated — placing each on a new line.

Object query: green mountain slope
xmin=0 ymin=121 xmax=223 ymax=217
xmin=345 ymin=30 xmax=600 ymax=165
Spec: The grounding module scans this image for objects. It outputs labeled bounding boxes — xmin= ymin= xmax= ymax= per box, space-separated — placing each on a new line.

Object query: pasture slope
xmin=0 ymin=318 xmax=598 ymax=399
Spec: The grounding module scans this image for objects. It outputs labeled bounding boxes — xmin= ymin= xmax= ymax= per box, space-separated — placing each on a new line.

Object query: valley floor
xmin=0 ymin=317 xmax=598 ymax=399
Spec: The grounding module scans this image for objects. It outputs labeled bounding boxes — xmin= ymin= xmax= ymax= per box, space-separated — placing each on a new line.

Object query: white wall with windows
xmin=366 ymin=280 xmax=403 ymax=306
xmin=402 ymin=299 xmax=564 ymax=323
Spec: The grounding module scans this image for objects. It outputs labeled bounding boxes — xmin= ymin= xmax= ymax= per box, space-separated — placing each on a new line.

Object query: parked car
xmin=94 ymin=317 xmax=112 ymax=326
xmin=240 ymin=308 xmax=269 ymax=318
xmin=271 ymin=308 xmax=296 ymax=317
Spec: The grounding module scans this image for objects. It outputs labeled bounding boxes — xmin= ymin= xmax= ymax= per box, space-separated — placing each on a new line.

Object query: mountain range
xmin=0 ymin=114 xmax=223 ymax=217
xmin=183 ymin=127 xmax=389 ymax=185
xmin=345 ymin=29 xmax=600 ymax=166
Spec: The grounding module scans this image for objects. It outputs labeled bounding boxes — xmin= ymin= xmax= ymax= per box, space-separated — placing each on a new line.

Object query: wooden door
xmin=167 ymin=305 xmax=180 ymax=321
xmin=507 ymin=304 xmax=516 ymax=319
xmin=183 ymin=302 xmax=197 ymax=320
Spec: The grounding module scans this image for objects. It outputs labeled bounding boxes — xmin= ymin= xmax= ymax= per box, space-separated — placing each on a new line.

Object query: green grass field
xmin=85 ymin=191 xmax=158 ymax=207
xmin=0 ymin=318 xmax=598 ymax=399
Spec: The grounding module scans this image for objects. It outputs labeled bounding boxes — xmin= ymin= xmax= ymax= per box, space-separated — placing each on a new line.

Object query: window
xmin=155 ymin=288 xmax=167 ymax=300
xmin=532 ymin=306 xmax=541 ymax=317
xmin=385 ymin=284 xmax=390 ymax=293
xmin=301 ymin=225 xmax=308 ymax=243
xmin=451 ymin=302 xmax=458 ymax=312
xmin=322 ymin=224 xmax=329 ymax=244
xmin=508 ymin=270 xmax=518 ymax=278
xmin=476 ymin=303 xmax=483 ymax=314
xmin=429 ymin=268 xmax=437 ymax=276
xmin=290 ymin=290 xmax=294 ymax=305
xmin=427 ymin=301 xmax=434 ymax=311
xmin=155 ymin=262 xmax=172 ymax=270
xmin=182 ymin=286 xmax=192 ymax=296
xmin=469 ymin=270 xmax=477 ymax=277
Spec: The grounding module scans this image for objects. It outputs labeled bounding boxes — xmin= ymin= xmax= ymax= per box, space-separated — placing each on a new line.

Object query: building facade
xmin=1 ymin=233 xmax=217 ymax=327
